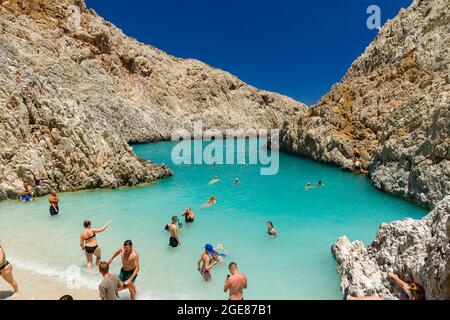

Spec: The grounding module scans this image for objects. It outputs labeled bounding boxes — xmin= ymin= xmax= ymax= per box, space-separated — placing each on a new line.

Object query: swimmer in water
xmin=48 ymin=189 xmax=60 ymax=216
xmin=267 ymin=221 xmax=277 ymax=237
xmin=233 ymin=179 xmax=240 ymax=185
xmin=315 ymin=181 xmax=324 ymax=188
xmin=209 ymin=176 xmax=220 ymax=185
xmin=304 ymin=182 xmax=312 ymax=190
xmin=201 ymin=195 xmax=217 ymax=208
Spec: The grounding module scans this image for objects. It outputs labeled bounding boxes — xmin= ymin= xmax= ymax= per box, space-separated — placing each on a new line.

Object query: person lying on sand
xmin=80 ymin=220 xmax=113 ymax=270
xmin=108 ymin=240 xmax=139 ymax=300
xmin=48 ymin=189 xmax=60 ymax=216
xmin=209 ymin=176 xmax=220 ymax=185
xmin=0 ymin=244 xmax=18 ymax=296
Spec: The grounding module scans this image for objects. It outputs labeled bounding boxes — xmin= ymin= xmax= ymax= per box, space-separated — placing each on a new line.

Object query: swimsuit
xmin=85 ymin=245 xmax=98 ymax=254
xmin=119 ymin=268 xmax=137 ymax=283
xmin=20 ymin=194 xmax=32 ymax=201
xmin=0 ymin=260 xmax=9 ymax=271
xmin=185 ymin=217 xmax=194 ymax=223
xmin=169 ymin=236 xmax=179 ymax=247
xmin=49 ymin=205 xmax=59 ymax=216
xmin=84 ymin=233 xmax=97 ymax=253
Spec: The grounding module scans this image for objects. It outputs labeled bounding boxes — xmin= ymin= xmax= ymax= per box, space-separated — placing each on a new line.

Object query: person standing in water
xmin=108 ymin=240 xmax=140 ymax=300
xmin=197 ymin=244 xmax=214 ymax=281
xmin=181 ymin=208 xmax=195 ymax=223
xmin=0 ymin=244 xmax=18 ymax=296
xmin=98 ymin=261 xmax=122 ymax=300
xmin=48 ymin=190 xmax=59 ymax=216
xmin=166 ymin=216 xmax=182 ymax=247
xmin=80 ymin=220 xmax=113 ymax=270
xmin=267 ymin=221 xmax=277 ymax=237
xmin=224 ymin=262 xmax=247 ymax=300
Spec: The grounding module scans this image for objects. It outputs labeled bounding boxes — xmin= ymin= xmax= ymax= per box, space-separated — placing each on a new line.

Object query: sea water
xmin=0 ymin=140 xmax=427 ymax=299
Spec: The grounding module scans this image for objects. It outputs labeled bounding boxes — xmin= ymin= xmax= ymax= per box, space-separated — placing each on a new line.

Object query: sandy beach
xmin=0 ymin=266 xmax=98 ymax=300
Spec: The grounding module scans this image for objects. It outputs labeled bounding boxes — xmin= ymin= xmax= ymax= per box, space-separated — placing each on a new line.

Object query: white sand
xmin=1 ymin=265 xmax=98 ymax=300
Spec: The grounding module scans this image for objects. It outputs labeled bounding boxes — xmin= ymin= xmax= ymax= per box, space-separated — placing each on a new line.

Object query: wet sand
xmin=1 ymin=266 xmax=98 ymax=300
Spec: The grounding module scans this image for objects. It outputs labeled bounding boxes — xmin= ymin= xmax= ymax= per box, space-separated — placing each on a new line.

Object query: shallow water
xmin=0 ymin=140 xmax=427 ymax=299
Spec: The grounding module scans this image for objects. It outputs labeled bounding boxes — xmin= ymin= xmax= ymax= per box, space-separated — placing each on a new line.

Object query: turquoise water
xmin=0 ymin=140 xmax=427 ymax=299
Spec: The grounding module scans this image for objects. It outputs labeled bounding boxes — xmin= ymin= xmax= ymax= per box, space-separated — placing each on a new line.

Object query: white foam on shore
xmin=10 ymin=256 xmax=173 ymax=300
xmin=11 ymin=257 xmax=101 ymax=291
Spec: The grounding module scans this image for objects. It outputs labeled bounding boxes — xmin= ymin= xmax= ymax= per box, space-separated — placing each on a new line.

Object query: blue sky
xmin=85 ymin=0 xmax=412 ymax=105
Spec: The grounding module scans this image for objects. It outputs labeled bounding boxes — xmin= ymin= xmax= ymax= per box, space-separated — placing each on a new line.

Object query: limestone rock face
xmin=280 ymin=0 xmax=450 ymax=209
xmin=0 ymin=0 xmax=306 ymax=200
xmin=332 ymin=196 xmax=450 ymax=300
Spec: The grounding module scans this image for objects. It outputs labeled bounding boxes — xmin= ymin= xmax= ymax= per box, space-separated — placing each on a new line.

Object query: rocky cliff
xmin=280 ymin=0 xmax=449 ymax=209
xmin=0 ymin=0 xmax=306 ymax=200
xmin=332 ymin=196 xmax=450 ymax=300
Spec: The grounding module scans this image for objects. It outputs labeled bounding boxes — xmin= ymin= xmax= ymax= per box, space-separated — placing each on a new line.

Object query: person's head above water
xmin=59 ymin=295 xmax=74 ymax=300
xmin=204 ymin=243 xmax=215 ymax=254
xmin=123 ymin=240 xmax=133 ymax=253
xmin=83 ymin=220 xmax=91 ymax=228
xmin=228 ymin=262 xmax=238 ymax=274
xmin=267 ymin=221 xmax=274 ymax=229
xmin=212 ymin=252 xmax=219 ymax=260
xmin=99 ymin=261 xmax=109 ymax=275
xmin=171 ymin=216 xmax=178 ymax=223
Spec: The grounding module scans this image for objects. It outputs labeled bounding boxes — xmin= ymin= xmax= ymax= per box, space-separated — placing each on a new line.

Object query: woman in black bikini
xmin=267 ymin=221 xmax=277 ymax=237
xmin=0 ymin=244 xmax=18 ymax=295
xmin=181 ymin=208 xmax=195 ymax=223
xmin=80 ymin=220 xmax=112 ymax=270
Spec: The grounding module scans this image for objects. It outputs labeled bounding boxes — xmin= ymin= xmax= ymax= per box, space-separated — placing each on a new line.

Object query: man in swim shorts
xmin=19 ymin=183 xmax=33 ymax=202
xmin=166 ymin=216 xmax=182 ymax=247
xmin=197 ymin=244 xmax=214 ymax=281
xmin=108 ymin=240 xmax=139 ymax=300
xmin=48 ymin=190 xmax=59 ymax=215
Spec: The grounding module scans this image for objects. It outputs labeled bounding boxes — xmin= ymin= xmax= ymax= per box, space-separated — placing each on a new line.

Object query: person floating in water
xmin=165 ymin=216 xmax=182 ymax=247
xmin=304 ymin=182 xmax=312 ymax=190
xmin=224 ymin=262 xmax=247 ymax=300
xmin=197 ymin=244 xmax=214 ymax=281
xmin=233 ymin=178 xmax=240 ymax=185
xmin=19 ymin=183 xmax=33 ymax=202
xmin=267 ymin=221 xmax=277 ymax=237
xmin=108 ymin=240 xmax=140 ymax=300
xmin=48 ymin=189 xmax=59 ymax=216
xmin=181 ymin=208 xmax=195 ymax=223
xmin=0 ymin=244 xmax=18 ymax=297
xmin=315 ymin=181 xmax=324 ymax=187
xmin=202 ymin=195 xmax=217 ymax=208
xmin=80 ymin=220 xmax=113 ymax=270
xmin=209 ymin=176 xmax=220 ymax=185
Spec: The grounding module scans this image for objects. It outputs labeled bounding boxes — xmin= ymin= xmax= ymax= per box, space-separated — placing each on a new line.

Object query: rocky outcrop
xmin=0 ymin=0 xmax=306 ymax=200
xmin=280 ymin=0 xmax=450 ymax=209
xmin=332 ymin=196 xmax=450 ymax=300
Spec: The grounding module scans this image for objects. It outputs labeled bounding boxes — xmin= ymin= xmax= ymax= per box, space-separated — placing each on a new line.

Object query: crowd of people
xmin=1 ymin=174 xmax=426 ymax=301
